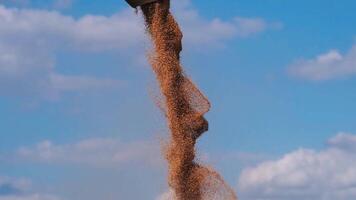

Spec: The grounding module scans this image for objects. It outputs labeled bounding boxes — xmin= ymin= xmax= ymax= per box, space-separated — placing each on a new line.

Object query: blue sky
xmin=1 ymin=0 xmax=356 ymax=199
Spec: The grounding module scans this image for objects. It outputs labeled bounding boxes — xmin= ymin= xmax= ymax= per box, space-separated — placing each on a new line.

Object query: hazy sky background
xmin=1 ymin=0 xmax=356 ymax=199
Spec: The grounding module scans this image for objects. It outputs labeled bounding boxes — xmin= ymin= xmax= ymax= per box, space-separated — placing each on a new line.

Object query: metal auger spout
xmin=125 ymin=0 xmax=160 ymax=8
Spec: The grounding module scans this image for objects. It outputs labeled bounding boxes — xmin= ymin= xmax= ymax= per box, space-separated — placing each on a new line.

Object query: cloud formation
xmin=238 ymin=132 xmax=356 ymax=200
xmin=0 ymin=1 xmax=279 ymax=99
xmin=288 ymin=45 xmax=356 ymax=81
xmin=174 ymin=0 xmax=281 ymax=46
xmin=0 ymin=177 xmax=60 ymax=200
xmin=0 ymin=194 xmax=61 ymax=200
xmin=0 ymin=5 xmax=142 ymax=99
xmin=13 ymin=138 xmax=161 ymax=168
xmin=0 ymin=177 xmax=30 ymax=196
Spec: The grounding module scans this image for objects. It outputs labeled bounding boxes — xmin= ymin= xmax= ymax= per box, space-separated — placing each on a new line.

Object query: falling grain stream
xmin=139 ymin=1 xmax=237 ymax=199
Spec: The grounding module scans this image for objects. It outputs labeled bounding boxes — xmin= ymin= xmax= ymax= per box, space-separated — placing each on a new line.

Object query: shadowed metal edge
xmin=125 ymin=0 xmax=159 ymax=8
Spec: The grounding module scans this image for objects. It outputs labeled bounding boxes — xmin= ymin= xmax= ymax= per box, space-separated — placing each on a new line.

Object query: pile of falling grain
xmin=140 ymin=1 xmax=237 ymax=199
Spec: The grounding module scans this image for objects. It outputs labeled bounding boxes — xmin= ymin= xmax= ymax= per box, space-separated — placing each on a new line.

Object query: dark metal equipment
xmin=125 ymin=0 xmax=159 ymax=8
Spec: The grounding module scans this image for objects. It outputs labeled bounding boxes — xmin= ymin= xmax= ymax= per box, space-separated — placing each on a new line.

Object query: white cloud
xmin=0 ymin=5 xmax=136 ymax=98
xmin=0 ymin=177 xmax=61 ymax=200
xmin=0 ymin=177 xmax=31 ymax=195
xmin=0 ymin=5 xmax=143 ymax=50
xmin=288 ymin=45 xmax=356 ymax=81
xmin=0 ymin=1 xmax=277 ymax=50
xmin=238 ymin=132 xmax=356 ymax=200
xmin=0 ymin=5 xmax=142 ymax=99
xmin=327 ymin=132 xmax=356 ymax=151
xmin=173 ymin=0 xmax=281 ymax=47
xmin=0 ymin=194 xmax=62 ymax=200
xmin=0 ymin=2 xmax=279 ymax=99
xmin=14 ymin=138 xmax=161 ymax=168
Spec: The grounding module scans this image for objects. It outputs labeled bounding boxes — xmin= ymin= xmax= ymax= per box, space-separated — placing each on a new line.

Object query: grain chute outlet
xmin=125 ymin=0 xmax=160 ymax=8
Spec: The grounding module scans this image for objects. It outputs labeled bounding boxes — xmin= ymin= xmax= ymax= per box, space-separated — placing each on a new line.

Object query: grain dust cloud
xmin=139 ymin=1 xmax=237 ymax=199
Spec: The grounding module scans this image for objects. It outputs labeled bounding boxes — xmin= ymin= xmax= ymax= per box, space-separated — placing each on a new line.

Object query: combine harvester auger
xmin=125 ymin=0 xmax=159 ymax=8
